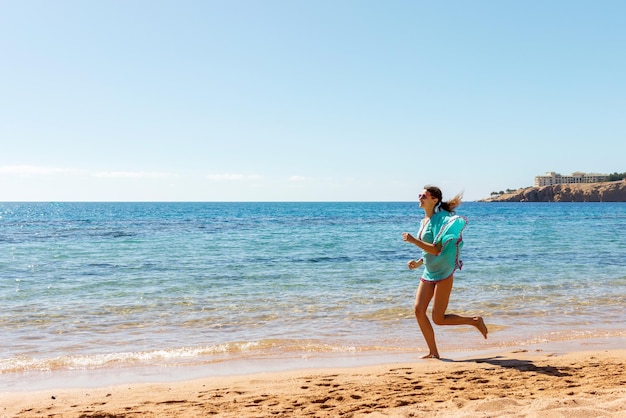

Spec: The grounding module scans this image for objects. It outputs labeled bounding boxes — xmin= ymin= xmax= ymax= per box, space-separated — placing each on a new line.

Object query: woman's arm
xmin=402 ymin=232 xmax=442 ymax=255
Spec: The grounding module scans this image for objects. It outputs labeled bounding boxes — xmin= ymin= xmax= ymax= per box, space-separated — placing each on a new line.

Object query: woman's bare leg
xmin=414 ymin=280 xmax=439 ymax=358
xmin=431 ymin=276 xmax=488 ymax=339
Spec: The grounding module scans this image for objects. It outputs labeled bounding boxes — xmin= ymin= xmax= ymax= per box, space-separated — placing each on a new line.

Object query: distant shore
xmin=482 ymin=180 xmax=626 ymax=202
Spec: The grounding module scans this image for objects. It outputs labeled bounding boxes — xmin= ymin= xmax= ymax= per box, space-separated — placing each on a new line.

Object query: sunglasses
xmin=418 ymin=193 xmax=433 ymax=200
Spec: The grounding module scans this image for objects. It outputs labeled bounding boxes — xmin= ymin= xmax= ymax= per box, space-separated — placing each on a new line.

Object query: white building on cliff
xmin=534 ymin=172 xmax=608 ymax=187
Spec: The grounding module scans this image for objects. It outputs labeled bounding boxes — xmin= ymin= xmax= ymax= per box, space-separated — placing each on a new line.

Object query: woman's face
xmin=418 ymin=189 xmax=438 ymax=209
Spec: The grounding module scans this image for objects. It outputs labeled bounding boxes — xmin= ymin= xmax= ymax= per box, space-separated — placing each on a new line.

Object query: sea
xmin=1 ymin=202 xmax=625 ymax=390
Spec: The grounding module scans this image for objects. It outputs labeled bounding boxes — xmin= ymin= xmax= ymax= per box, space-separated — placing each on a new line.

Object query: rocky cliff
xmin=482 ymin=180 xmax=626 ymax=202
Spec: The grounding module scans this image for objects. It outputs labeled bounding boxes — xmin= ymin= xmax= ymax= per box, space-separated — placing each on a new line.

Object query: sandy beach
xmin=2 ymin=347 xmax=625 ymax=418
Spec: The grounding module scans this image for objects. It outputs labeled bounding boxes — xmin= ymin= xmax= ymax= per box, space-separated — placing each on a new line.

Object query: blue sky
xmin=1 ymin=0 xmax=624 ymax=201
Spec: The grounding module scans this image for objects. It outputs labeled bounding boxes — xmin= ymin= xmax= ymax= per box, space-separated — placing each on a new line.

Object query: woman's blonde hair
xmin=425 ymin=185 xmax=462 ymax=213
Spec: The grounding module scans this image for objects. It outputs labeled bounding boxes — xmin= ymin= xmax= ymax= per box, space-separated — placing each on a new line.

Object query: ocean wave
xmin=0 ymin=339 xmax=382 ymax=374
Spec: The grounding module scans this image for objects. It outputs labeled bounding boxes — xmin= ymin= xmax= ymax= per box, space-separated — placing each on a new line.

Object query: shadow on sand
xmin=448 ymin=356 xmax=571 ymax=377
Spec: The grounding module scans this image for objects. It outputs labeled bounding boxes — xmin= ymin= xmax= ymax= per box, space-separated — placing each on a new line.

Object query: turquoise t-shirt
xmin=417 ymin=210 xmax=467 ymax=281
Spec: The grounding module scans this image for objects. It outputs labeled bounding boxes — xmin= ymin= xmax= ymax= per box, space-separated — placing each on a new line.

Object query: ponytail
xmin=440 ymin=193 xmax=462 ymax=213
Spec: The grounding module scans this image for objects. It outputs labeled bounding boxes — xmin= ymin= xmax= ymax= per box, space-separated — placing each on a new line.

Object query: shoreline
xmin=3 ymin=336 xmax=624 ymax=393
xmin=2 ymin=338 xmax=625 ymax=417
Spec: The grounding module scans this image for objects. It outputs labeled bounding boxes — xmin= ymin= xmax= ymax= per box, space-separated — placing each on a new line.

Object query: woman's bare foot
xmin=474 ymin=316 xmax=488 ymax=339
xmin=421 ymin=352 xmax=440 ymax=359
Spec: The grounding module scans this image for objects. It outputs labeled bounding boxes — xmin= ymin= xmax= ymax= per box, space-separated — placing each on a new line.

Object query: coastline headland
xmin=482 ymin=180 xmax=626 ymax=202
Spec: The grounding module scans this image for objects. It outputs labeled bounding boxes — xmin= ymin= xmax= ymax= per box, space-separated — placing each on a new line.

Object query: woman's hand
xmin=402 ymin=232 xmax=414 ymax=243
xmin=407 ymin=258 xmax=423 ymax=270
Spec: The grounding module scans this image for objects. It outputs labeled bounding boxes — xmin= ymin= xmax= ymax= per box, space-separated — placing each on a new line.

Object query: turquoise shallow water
xmin=1 ymin=202 xmax=624 ymax=379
